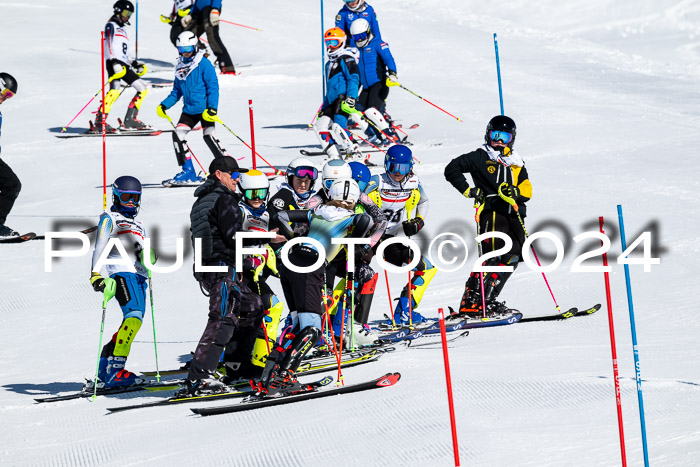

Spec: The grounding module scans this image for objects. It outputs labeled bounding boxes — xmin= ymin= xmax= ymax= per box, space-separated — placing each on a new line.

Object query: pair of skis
xmin=0 ymin=226 xmax=97 ymax=244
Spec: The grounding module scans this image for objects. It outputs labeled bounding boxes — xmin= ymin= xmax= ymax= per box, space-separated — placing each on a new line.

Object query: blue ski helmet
xmin=384 ymin=145 xmax=413 ymax=176
xmin=348 ymin=161 xmax=371 ymax=192
xmin=112 ymin=175 xmax=142 ymax=217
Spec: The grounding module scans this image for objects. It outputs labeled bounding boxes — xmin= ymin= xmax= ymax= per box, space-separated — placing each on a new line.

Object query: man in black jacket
xmin=181 ymin=156 xmax=264 ymax=396
xmin=444 ymin=115 xmax=532 ymax=316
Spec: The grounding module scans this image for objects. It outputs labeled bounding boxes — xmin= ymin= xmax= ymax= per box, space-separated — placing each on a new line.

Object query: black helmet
xmin=0 ymin=72 xmax=18 ymax=98
xmin=485 ymin=115 xmax=517 ymax=149
xmin=113 ymin=0 xmax=134 ymax=24
xmin=112 ymin=175 xmax=142 ymax=217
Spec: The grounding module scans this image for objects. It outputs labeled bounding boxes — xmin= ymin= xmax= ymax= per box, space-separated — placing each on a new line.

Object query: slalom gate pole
xmin=219 ymin=19 xmax=262 ymax=31
xmin=308 ymin=104 xmax=322 ymax=128
xmin=135 ymin=0 xmax=139 ymax=59
xmin=439 ymin=307 xmax=461 ymax=466
xmin=337 ymin=267 xmax=352 ymax=386
xmin=162 ymin=113 xmax=206 ymax=173
xmin=407 ymin=270 xmax=413 ymax=327
xmin=599 ymin=216 xmax=627 ymax=466
xmin=101 ymin=32 xmax=107 ymax=211
xmin=61 ymin=81 xmax=110 ymax=133
xmin=493 ymin=33 xmax=504 ymax=115
xmin=396 ymin=83 xmax=463 ymax=122
xmin=320 ymin=0 xmax=326 ymax=98
xmin=350 ymin=271 xmax=355 ymax=351
xmin=353 ymin=111 xmax=421 ymax=164
xmin=322 ymin=280 xmax=342 ymax=367
xmin=475 ymin=205 xmax=487 ymax=318
xmin=384 ymin=270 xmax=397 ymax=328
xmin=216 ymin=117 xmax=282 ymax=175
xmin=248 ymin=99 xmax=256 ymax=170
xmin=617 ymin=205 xmax=650 ymax=467
xmin=92 ymin=280 xmax=116 ymax=401
xmin=147 ymin=271 xmax=161 ymax=382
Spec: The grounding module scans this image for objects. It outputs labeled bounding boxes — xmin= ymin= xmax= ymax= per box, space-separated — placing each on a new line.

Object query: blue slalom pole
xmin=617 ymin=204 xmax=650 ymax=467
xmin=321 ymin=0 xmax=326 ymax=97
xmin=493 ymin=33 xmax=504 ymax=115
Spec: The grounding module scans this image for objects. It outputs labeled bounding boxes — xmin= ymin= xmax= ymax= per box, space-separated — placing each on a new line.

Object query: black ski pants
xmin=0 ymin=157 xmax=21 ymax=226
xmin=190 ymin=7 xmax=234 ymax=71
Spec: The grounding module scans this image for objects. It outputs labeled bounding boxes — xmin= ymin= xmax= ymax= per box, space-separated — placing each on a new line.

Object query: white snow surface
xmin=1 ymin=0 xmax=699 ymax=465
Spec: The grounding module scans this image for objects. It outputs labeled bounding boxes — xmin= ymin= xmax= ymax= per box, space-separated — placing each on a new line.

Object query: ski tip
xmin=376 ymin=372 xmax=401 ymax=387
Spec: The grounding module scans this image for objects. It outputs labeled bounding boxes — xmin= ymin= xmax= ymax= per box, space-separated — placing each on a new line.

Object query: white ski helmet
xmin=321 ymin=159 xmax=353 ymax=194
xmin=328 ymin=177 xmax=361 ymax=205
xmin=349 ymin=18 xmax=372 ymax=48
xmin=343 ymin=0 xmax=366 ymax=13
xmin=286 ymin=157 xmax=318 ymax=189
xmin=176 ymin=31 xmax=198 ymax=49
xmin=239 ymin=169 xmax=270 ymax=202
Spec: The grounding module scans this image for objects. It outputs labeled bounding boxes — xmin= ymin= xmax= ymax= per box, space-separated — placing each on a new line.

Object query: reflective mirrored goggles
xmin=177 ymin=45 xmax=196 ymax=54
xmin=121 ymin=10 xmax=133 ymax=18
xmin=323 ymin=179 xmax=335 ymax=190
xmin=118 ymin=192 xmax=140 ymax=203
xmin=1 ymin=88 xmax=15 ymax=99
xmin=489 ymin=130 xmax=513 ymax=144
xmin=355 ymin=179 xmax=368 ymax=192
xmin=244 ymin=188 xmax=269 ymax=200
xmin=325 ymin=39 xmax=342 ymax=49
xmin=385 ymin=161 xmax=412 ymax=175
xmin=352 ymin=32 xmax=369 ymax=43
xmin=291 ymin=166 xmax=318 ymax=180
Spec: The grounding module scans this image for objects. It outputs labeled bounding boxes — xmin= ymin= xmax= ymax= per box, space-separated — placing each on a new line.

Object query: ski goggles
xmin=177 ymin=45 xmax=196 ymax=54
xmin=0 ymin=88 xmax=14 ymax=99
xmin=355 ymin=179 xmax=368 ymax=192
xmin=290 ymin=166 xmax=318 ymax=180
xmin=117 ymin=192 xmax=141 ymax=203
xmin=121 ymin=10 xmax=133 ymax=18
xmin=352 ymin=31 xmax=369 ymax=43
xmin=323 ymin=179 xmax=336 ymax=191
xmin=385 ymin=161 xmax=412 ymax=175
xmin=325 ymin=39 xmax=342 ymax=49
xmin=243 ymin=188 xmax=269 ymax=200
xmin=489 ymin=130 xmax=513 ymax=144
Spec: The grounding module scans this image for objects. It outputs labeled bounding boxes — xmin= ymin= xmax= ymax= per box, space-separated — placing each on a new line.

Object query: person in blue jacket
xmin=313 ymin=28 xmax=361 ymax=159
xmin=335 ymin=0 xmax=382 ymax=48
xmin=157 ymin=31 xmax=229 ymax=184
xmin=350 ymin=18 xmax=399 ymax=144
xmin=180 ymin=0 xmax=236 ymax=74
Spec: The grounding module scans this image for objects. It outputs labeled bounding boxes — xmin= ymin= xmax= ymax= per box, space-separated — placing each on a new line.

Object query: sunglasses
xmin=1 ymin=88 xmax=15 ymax=99
xmin=118 ymin=192 xmax=140 ymax=203
xmin=228 ymin=171 xmax=240 ymax=180
xmin=177 ymin=45 xmax=196 ymax=54
xmin=489 ymin=130 xmax=513 ymax=144
xmin=291 ymin=166 xmax=318 ymax=180
xmin=385 ymin=161 xmax=412 ymax=175
xmin=244 ymin=188 xmax=269 ymax=201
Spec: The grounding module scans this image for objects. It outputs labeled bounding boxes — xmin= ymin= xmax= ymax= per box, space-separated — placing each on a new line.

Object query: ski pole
xmin=158 ymin=109 xmax=207 ymax=173
xmin=61 ymin=81 xmax=110 ymax=132
xmin=322 ymin=280 xmax=342 ymax=366
xmin=212 ymin=116 xmax=283 ymax=175
xmin=92 ymin=278 xmax=116 ymax=401
xmin=475 ymin=205 xmax=487 ymax=318
xmin=384 ymin=270 xmax=397 ymax=329
xmin=309 ymin=104 xmax=322 ymax=128
xmin=337 ymin=266 xmax=352 ymax=386
xmin=617 ymin=205 xmax=650 ymax=467
xmin=147 ymin=270 xmax=161 ymax=382
xmin=493 ymin=33 xmax=504 ymax=115
xmin=350 ymin=272 xmax=356 ymax=351
xmin=346 ymin=107 xmax=422 ymax=163
xmin=219 ymin=19 xmax=262 ymax=31
xmin=393 ymin=82 xmax=463 ymax=122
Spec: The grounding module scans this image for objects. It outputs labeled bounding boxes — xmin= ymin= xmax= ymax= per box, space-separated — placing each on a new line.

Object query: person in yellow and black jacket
xmin=444 ymin=115 xmax=532 ymax=316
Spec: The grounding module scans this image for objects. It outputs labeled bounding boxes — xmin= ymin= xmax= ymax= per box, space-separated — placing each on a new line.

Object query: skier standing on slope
xmin=444 ymin=115 xmax=532 ymax=316
xmin=164 ymin=0 xmax=195 ymax=47
xmin=0 ymin=72 xmax=22 ymax=239
xmin=180 ymin=0 xmax=236 ymax=74
xmin=314 ymin=28 xmax=361 ymax=160
xmin=158 ymin=31 xmax=226 ymax=185
xmin=89 ymin=176 xmax=153 ymax=388
xmin=92 ymin=1 xmax=150 ymax=132
xmin=366 ymin=145 xmax=435 ymax=325
xmin=181 ymin=157 xmax=264 ymax=396
xmin=335 ymin=0 xmax=382 ymax=48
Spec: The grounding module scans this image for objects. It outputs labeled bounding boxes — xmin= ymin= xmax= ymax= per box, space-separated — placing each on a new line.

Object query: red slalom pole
xmin=438 ymin=308 xmax=460 ymax=466
xmin=600 ymin=217 xmax=627 ymax=467
xmin=101 ymin=31 xmax=107 ymax=211
xmin=248 ymin=99 xmax=256 ymax=170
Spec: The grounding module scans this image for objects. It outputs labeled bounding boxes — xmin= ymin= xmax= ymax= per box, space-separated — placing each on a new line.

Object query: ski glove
xmin=90 ymin=272 xmax=106 ymax=292
xmin=131 ymin=60 xmax=147 ymax=77
xmin=181 ymin=14 xmax=193 ymax=28
xmin=202 ymin=108 xmax=219 ymax=122
xmin=160 ymin=14 xmax=173 ymax=24
xmin=498 ymin=182 xmax=520 ymax=206
xmin=157 ymin=104 xmax=168 ymax=119
xmin=354 ymin=244 xmax=372 ymax=263
xmin=210 ymin=9 xmax=220 ymax=27
xmin=463 ymin=187 xmax=484 ymax=204
xmin=341 ymin=97 xmax=357 ymax=114
xmin=138 ymin=248 xmax=158 ymax=272
xmin=402 ymin=216 xmax=425 ymax=236
xmin=386 ymin=72 xmax=399 ymax=87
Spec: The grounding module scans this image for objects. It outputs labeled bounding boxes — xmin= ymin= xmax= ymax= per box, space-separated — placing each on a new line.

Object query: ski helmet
xmin=485 ymin=115 xmax=516 ymax=149
xmin=286 ymin=157 xmax=318 ymax=189
xmin=321 ymin=159 xmax=352 ymax=194
xmin=348 ymin=161 xmax=371 ymax=192
xmin=328 ymin=178 xmax=361 ymax=206
xmin=239 ymin=170 xmax=270 ymax=204
xmin=349 ymin=19 xmax=372 ymax=48
xmin=0 ymin=73 xmax=18 ymax=100
xmin=384 ymin=145 xmax=413 ymax=176
xmin=176 ymin=31 xmax=198 ymax=61
xmin=343 ymin=0 xmax=366 ymax=13
xmin=112 ymin=175 xmax=142 ymax=217
xmin=113 ymin=0 xmax=134 ymax=24
xmin=324 ymin=28 xmax=346 ymax=53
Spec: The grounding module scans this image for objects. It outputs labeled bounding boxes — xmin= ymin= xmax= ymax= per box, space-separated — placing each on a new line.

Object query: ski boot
xmin=121 ymin=105 xmax=151 ymax=130
xmin=387 ymin=296 xmax=430 ymax=326
xmin=175 ymin=377 xmax=227 ymax=398
xmin=344 ymin=323 xmax=379 ymax=348
xmin=167 ymin=159 xmax=203 ymax=185
xmin=90 ymin=110 xmax=115 ymax=133
xmin=457 ymin=275 xmax=483 ymax=318
xmin=97 ymin=356 xmax=147 ymax=389
xmin=0 ymin=224 xmax=20 ymax=239
xmin=220 ymin=65 xmax=237 ymax=75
